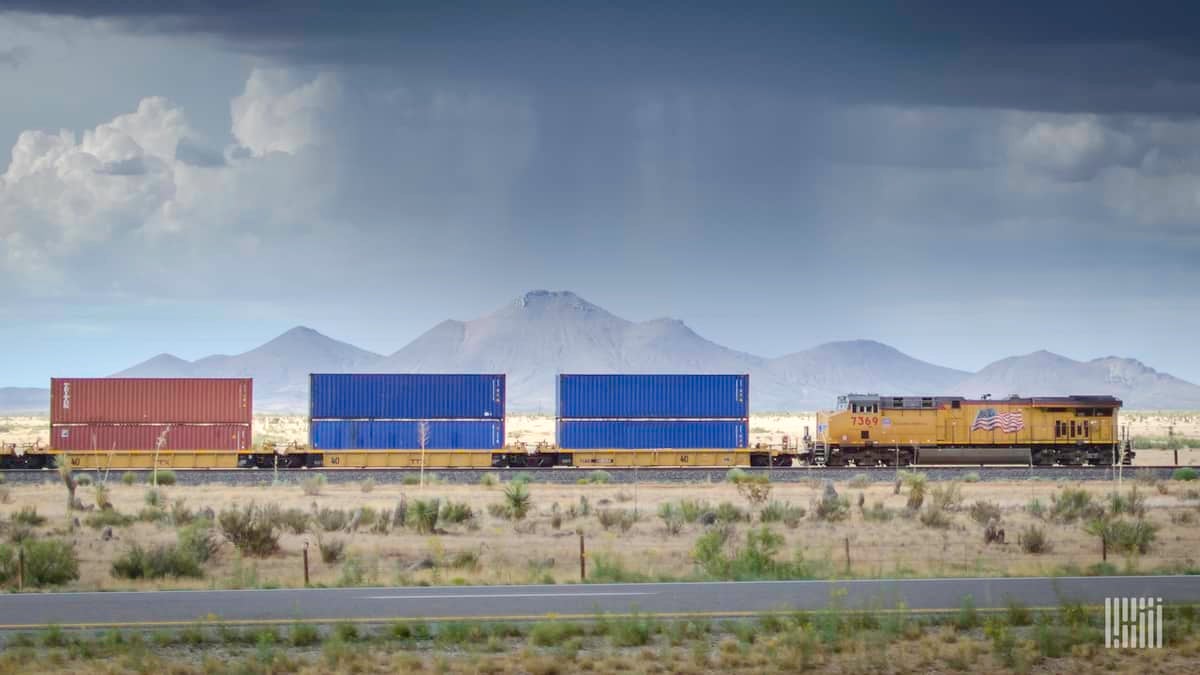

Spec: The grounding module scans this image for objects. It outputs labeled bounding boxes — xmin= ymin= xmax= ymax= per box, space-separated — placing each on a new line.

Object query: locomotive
xmin=800 ymin=393 xmax=1133 ymax=467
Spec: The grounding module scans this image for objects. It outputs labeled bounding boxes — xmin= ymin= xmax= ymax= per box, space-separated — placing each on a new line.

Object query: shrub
xmin=301 ymin=474 xmax=327 ymax=497
xmin=121 ymin=472 xmax=137 ymax=486
xmin=0 ymin=540 xmax=80 ymax=586
xmin=692 ymin=526 xmax=818 ymax=581
xmin=714 ymin=501 xmax=748 ymax=523
xmin=111 ymin=543 xmax=203 ymax=579
xmin=84 ymin=509 xmax=134 ymax=529
xmin=929 ymin=482 xmax=963 ymax=511
xmin=291 ymin=623 xmax=320 ymax=647
xmin=13 ymin=506 xmax=46 ymax=527
xmin=479 ymin=473 xmax=499 ymax=487
xmin=899 ymin=471 xmax=927 ymax=511
xmin=316 ymin=508 xmax=350 ymax=532
xmin=1051 ymin=488 xmax=1102 ymax=523
xmin=510 ymin=471 xmax=535 ymax=485
xmin=597 ymin=509 xmax=637 ymax=532
xmin=148 ymin=470 xmax=176 ymax=486
xmin=760 ymin=501 xmax=805 ymax=527
xmin=178 ymin=520 xmax=218 ymax=563
xmin=1173 ymin=467 xmax=1198 ymax=481
xmin=355 ymin=506 xmax=379 ymax=530
xmin=1026 ymin=498 xmax=1045 ymax=519
xmin=918 ymin=507 xmax=952 ymax=529
xmin=319 ymin=538 xmax=346 ymax=564
xmin=968 ymin=501 xmax=1002 ymax=526
xmin=585 ymin=470 xmax=613 ymax=484
xmin=1108 ymin=488 xmax=1146 ymax=517
xmin=145 ymin=488 xmax=164 ymax=508
xmin=277 ymin=508 xmax=310 ymax=534
xmin=677 ymin=499 xmax=710 ymax=523
xmin=725 ymin=468 xmax=748 ymax=483
xmin=577 ymin=495 xmax=592 ymax=517
xmin=93 ymin=485 xmax=112 ymax=511
xmin=503 ymin=481 xmax=532 ymax=520
xmin=1020 ymin=524 xmax=1051 ymax=554
xmin=169 ymin=499 xmax=197 ymax=526
xmin=1088 ymin=518 xmax=1158 ymax=555
xmin=530 ymin=621 xmax=584 ymax=646
xmin=848 ymin=473 xmax=870 ymax=489
xmin=408 ymin=499 xmax=441 ymax=534
xmin=733 ymin=473 xmax=772 ymax=506
xmin=392 ymin=497 xmax=408 ymax=528
xmin=812 ymin=495 xmax=850 ymax=522
xmin=360 ymin=478 xmax=375 ymax=493
xmin=658 ymin=503 xmax=684 ymax=535
xmin=218 ymin=505 xmax=280 ymax=557
xmin=72 ymin=473 xmax=92 ymax=487
xmin=337 ymin=555 xmax=368 ymax=586
xmin=439 ymin=501 xmax=474 ymax=525
xmin=963 ymin=471 xmax=981 ymax=483
xmin=863 ymin=502 xmax=895 ymax=522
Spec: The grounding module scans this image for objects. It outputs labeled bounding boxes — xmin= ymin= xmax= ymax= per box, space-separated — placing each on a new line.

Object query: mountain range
xmin=3 ymin=290 xmax=1199 ymax=412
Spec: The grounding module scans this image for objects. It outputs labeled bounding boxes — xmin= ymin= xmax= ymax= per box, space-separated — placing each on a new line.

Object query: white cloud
xmin=230 ymin=68 xmax=341 ymax=156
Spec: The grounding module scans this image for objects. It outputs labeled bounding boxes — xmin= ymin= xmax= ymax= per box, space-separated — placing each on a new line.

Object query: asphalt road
xmin=2 ymin=576 xmax=1199 ymax=629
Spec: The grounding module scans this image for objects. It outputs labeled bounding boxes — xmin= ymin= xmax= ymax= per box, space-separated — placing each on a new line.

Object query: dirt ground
xmin=2 ymin=475 xmax=1198 ymax=592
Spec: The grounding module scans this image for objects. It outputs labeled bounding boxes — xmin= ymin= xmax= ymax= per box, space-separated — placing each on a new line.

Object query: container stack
xmin=556 ymin=374 xmax=749 ymax=449
xmin=308 ymin=374 xmax=506 ymax=450
xmin=49 ymin=378 xmax=253 ymax=451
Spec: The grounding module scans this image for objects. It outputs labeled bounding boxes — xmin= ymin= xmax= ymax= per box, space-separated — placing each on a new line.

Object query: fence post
xmin=844 ymin=537 xmax=851 ymax=575
xmin=579 ymin=532 xmax=586 ymax=582
xmin=303 ymin=540 xmax=310 ymax=587
xmin=17 ymin=546 xmax=25 ymax=591
xmin=1101 ymin=535 xmax=1107 ymax=563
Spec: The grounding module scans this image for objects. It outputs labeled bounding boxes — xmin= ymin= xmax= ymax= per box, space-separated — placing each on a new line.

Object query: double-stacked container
xmin=556 ymin=374 xmax=749 ymax=449
xmin=49 ymin=378 xmax=253 ymax=450
xmin=308 ymin=374 xmax=506 ymax=449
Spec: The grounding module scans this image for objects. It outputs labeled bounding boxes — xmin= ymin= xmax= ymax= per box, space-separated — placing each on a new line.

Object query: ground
xmin=1 ymin=474 xmax=1198 ymax=592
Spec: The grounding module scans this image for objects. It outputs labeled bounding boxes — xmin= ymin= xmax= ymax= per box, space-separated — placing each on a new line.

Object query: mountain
xmin=5 ymin=291 xmax=1197 ymax=414
xmin=113 ymin=326 xmax=384 ymax=411
xmin=375 ymin=290 xmax=769 ymax=411
xmin=0 ymin=387 xmax=48 ymax=413
xmin=765 ymin=340 xmax=971 ymax=409
xmin=956 ymin=351 xmax=1200 ymax=409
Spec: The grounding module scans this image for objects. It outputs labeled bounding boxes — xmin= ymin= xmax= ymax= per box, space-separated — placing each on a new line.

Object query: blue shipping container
xmin=310 ymin=374 xmax=505 ymax=420
xmin=557 ymin=374 xmax=749 ymax=419
xmin=556 ymin=419 xmax=748 ymax=449
xmin=310 ymin=419 xmax=504 ymax=450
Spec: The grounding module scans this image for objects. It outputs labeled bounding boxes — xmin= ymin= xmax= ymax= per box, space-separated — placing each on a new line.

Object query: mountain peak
xmin=494 ymin=290 xmax=613 ymax=321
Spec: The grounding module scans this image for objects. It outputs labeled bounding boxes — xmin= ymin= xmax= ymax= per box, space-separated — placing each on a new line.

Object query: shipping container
xmin=556 ymin=374 xmax=749 ymax=419
xmin=50 ymin=424 xmax=251 ymax=451
xmin=50 ymin=378 xmax=252 ymax=424
xmin=309 ymin=374 xmax=505 ymax=420
xmin=556 ymin=419 xmax=748 ymax=449
xmin=309 ymin=419 xmax=505 ymax=450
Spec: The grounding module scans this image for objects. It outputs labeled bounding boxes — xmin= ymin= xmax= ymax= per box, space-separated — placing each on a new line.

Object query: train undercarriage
xmin=795 ymin=442 xmax=1135 ymax=467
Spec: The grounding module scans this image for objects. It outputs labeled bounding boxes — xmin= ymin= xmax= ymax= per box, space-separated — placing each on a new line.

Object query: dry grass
xmin=0 ymin=477 xmax=1198 ymax=591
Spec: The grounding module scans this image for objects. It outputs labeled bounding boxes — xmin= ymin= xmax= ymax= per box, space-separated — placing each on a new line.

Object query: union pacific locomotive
xmin=799 ymin=394 xmax=1132 ymax=467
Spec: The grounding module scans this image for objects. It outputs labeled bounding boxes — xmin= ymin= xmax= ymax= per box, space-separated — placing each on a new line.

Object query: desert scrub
xmin=597 ymin=508 xmax=638 ymax=532
xmin=658 ymin=502 xmax=684 ymax=535
xmin=0 ymin=540 xmax=80 ymax=586
xmin=84 ymin=509 xmax=135 ymax=529
xmin=479 ymin=473 xmax=499 ymax=487
xmin=1051 ymin=488 xmax=1102 ymax=523
xmin=968 ymin=500 xmax=1002 ymax=526
xmin=1019 ymin=524 xmax=1051 ymax=554
xmin=218 ymin=504 xmax=281 ymax=557
xmin=319 ymin=537 xmax=346 ymax=564
xmin=848 ymin=473 xmax=870 ymax=489
xmin=147 ymin=469 xmax=176 ymax=486
xmin=302 ymin=474 xmax=328 ymax=497
xmin=1173 ymin=467 xmax=1198 ymax=481
xmin=407 ymin=498 xmax=440 ymax=534
xmin=759 ymin=501 xmax=805 ymax=527
xmin=502 ymin=481 xmax=532 ymax=520
xmin=111 ymin=543 xmax=203 ymax=580
xmin=360 ymin=478 xmax=375 ymax=494
xmin=12 ymin=506 xmax=46 ymax=527
xmin=439 ymin=501 xmax=474 ymax=525
xmin=730 ymin=472 xmax=772 ymax=505
xmin=315 ymin=507 xmax=350 ymax=532
xmin=584 ymin=470 xmax=613 ymax=484
xmin=121 ymin=472 xmax=137 ymax=486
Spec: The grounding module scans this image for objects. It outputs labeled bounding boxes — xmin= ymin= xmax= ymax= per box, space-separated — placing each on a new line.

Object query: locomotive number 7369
xmin=851 ymin=416 xmax=880 ymax=426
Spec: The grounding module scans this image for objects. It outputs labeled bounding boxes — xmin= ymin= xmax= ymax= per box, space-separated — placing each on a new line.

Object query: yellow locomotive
xmin=803 ymin=394 xmax=1132 ymax=466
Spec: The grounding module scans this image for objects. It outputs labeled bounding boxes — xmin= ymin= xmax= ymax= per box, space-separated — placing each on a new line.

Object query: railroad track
xmin=0 ymin=465 xmax=1189 ymax=485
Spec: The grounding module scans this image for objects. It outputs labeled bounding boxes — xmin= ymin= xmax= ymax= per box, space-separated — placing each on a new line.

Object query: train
xmin=0 ymin=375 xmax=1134 ymax=470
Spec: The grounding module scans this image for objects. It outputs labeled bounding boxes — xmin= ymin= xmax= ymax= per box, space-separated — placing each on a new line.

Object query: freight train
xmin=0 ymin=375 xmax=1133 ymax=470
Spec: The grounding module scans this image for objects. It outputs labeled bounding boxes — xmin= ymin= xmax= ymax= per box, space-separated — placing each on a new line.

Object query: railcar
xmin=796 ymin=394 xmax=1133 ymax=467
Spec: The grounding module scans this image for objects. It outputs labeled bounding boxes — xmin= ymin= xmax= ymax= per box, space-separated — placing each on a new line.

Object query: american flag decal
xmin=972 ymin=408 xmax=1024 ymax=433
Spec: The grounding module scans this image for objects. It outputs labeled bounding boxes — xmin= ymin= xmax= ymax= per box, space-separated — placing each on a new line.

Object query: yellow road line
xmin=0 ymin=604 xmax=1139 ymax=631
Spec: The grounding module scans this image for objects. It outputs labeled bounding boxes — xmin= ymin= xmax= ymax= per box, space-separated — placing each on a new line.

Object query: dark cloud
xmin=6 ymin=2 xmax=1200 ymax=112
xmin=174 ymin=138 xmax=226 ymax=167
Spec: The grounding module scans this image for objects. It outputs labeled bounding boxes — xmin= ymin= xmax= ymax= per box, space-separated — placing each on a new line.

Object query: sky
xmin=1 ymin=2 xmax=1199 ymax=386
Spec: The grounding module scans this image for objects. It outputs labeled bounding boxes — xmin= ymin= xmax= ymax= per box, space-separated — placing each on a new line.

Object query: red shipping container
xmin=50 ymin=424 xmax=251 ymax=451
xmin=50 ymin=378 xmax=252 ymax=424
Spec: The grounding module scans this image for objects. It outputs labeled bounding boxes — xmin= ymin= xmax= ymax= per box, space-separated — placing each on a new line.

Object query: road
xmin=2 ymin=576 xmax=1198 ymax=629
